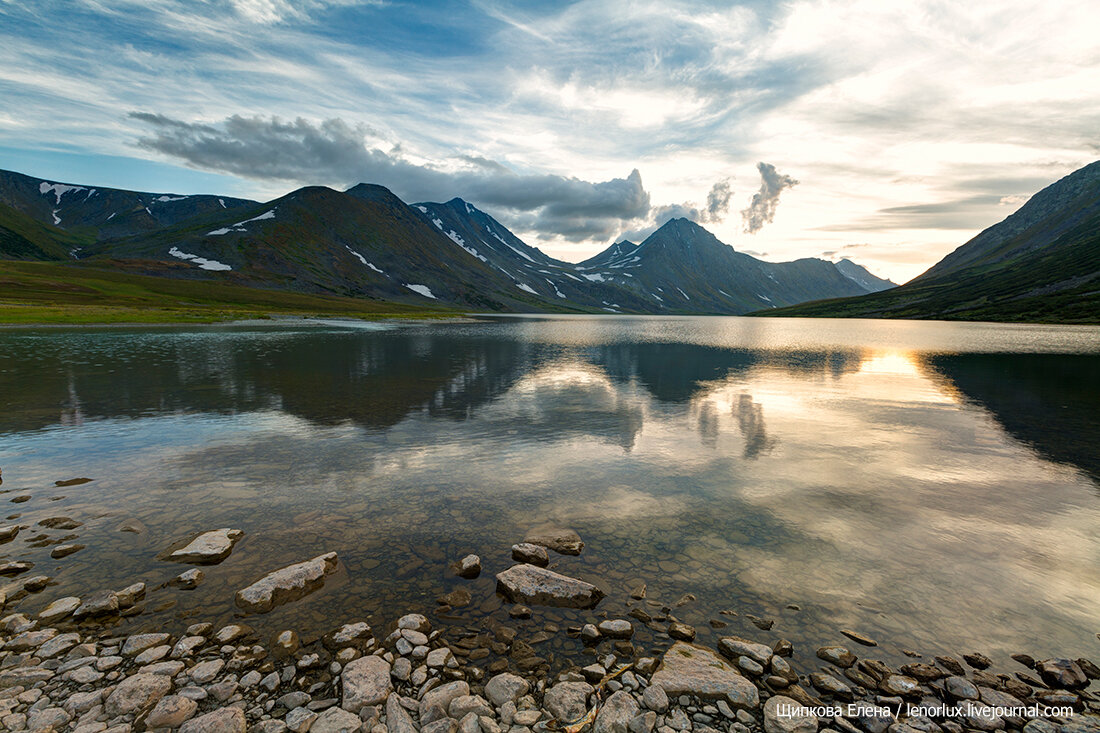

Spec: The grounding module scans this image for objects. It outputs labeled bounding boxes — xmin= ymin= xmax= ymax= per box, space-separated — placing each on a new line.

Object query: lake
xmin=2 ymin=315 xmax=1099 ymax=671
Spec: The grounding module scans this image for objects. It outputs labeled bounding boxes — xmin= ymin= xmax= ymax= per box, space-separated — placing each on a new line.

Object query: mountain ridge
xmin=755 ymin=160 xmax=1100 ymax=323
xmin=0 ymin=166 xmax=897 ymax=316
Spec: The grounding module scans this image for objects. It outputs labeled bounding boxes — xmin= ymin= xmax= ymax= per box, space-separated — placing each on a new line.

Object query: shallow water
xmin=2 ymin=315 xmax=1099 ymax=670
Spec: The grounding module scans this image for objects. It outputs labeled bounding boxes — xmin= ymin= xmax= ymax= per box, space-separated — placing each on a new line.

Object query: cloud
xmin=741 ymin=162 xmax=798 ymax=234
xmin=130 ymin=112 xmax=651 ymax=240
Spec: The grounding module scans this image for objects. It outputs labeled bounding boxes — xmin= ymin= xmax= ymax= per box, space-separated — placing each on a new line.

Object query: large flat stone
xmin=650 ymin=642 xmax=760 ymax=710
xmin=234 ymin=552 xmax=338 ymax=613
xmin=341 ymin=655 xmax=392 ymax=712
xmin=166 ymin=528 xmax=244 ymax=565
xmin=496 ymin=564 xmax=604 ymax=609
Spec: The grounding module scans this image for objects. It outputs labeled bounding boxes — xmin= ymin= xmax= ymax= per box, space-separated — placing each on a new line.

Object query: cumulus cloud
xmin=741 ymin=162 xmax=798 ymax=234
xmin=130 ymin=112 xmax=651 ymax=240
xmin=650 ymin=178 xmax=734 ymax=226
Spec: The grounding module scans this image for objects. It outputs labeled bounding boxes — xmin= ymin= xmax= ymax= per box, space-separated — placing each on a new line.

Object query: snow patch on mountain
xmin=208 ymin=208 xmax=277 ymax=235
xmin=39 ymin=182 xmax=85 ymax=204
xmin=155 ymin=195 xmax=188 ymax=203
xmin=517 ymin=283 xmax=537 ymax=295
xmin=405 ymin=284 xmax=437 ymax=299
xmin=169 ymin=246 xmax=232 ymax=271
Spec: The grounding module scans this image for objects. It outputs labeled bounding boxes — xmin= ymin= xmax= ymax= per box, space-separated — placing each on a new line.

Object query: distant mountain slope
xmin=0 ymin=169 xmax=255 ymax=245
xmin=756 ymin=161 xmax=1100 ymax=323
xmin=80 ymin=184 xmax=570 ymax=311
xmin=0 ymin=166 xmax=895 ymax=316
xmin=834 ymin=258 xmax=895 ymax=292
xmin=575 ymin=217 xmax=877 ymax=313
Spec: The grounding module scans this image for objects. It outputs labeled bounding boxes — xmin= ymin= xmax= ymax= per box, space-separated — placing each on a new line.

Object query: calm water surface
xmin=2 ymin=316 xmax=1099 ymax=669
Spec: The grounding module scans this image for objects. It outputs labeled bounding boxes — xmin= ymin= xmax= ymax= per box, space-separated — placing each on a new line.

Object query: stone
xmin=147 ymin=695 xmax=199 ymax=728
xmin=816 ymin=646 xmax=856 ymax=668
xmin=310 ymin=706 xmax=370 ymax=733
xmin=420 ymin=682 xmax=470 ymax=720
xmin=511 ymin=543 xmax=549 ymax=567
xmin=523 ymin=526 xmax=584 ymax=555
xmin=50 ymin=543 xmax=85 ymax=559
xmin=642 ymin=684 xmax=669 ymax=713
xmin=485 ymin=673 xmax=530 ymax=707
xmin=438 ymin=588 xmax=472 ymax=608
xmin=427 ymin=647 xmax=455 ymax=667
xmin=173 ymin=635 xmax=206 ymax=658
xmin=599 ymin=620 xmax=635 ymax=639
xmin=189 ymin=658 xmax=226 ymax=683
xmin=809 ymin=673 xmax=851 ymax=697
xmin=179 ymin=706 xmax=247 ymax=733
xmin=4 ymin=627 xmax=57 ymax=651
xmin=38 ymin=632 xmax=80 ymax=658
xmin=123 ymin=632 xmax=171 ymax=656
xmin=1037 ymin=658 xmax=1089 ymax=689
xmin=963 ymin=652 xmax=993 ymax=670
xmin=668 ymin=622 xmax=695 ymax=642
xmin=450 ymin=695 xmax=493 ymax=719
xmin=27 ymin=707 xmax=72 ymax=731
xmin=453 ymin=554 xmax=482 ymax=578
xmin=22 ymin=574 xmax=51 ymax=592
xmin=287 ymin=706 xmax=319 ymax=732
xmin=167 ymin=528 xmax=244 ymax=564
xmin=839 ymin=630 xmax=877 ymax=647
xmin=325 ymin=622 xmax=371 ymax=649
xmin=764 ymin=695 xmax=817 ymax=733
xmin=495 ymin=564 xmax=604 ymax=608
xmin=74 ymin=590 xmax=120 ymax=619
xmin=38 ymin=596 xmax=81 ymax=623
xmin=214 ymin=624 xmax=249 ymax=643
xmin=0 ymin=525 xmax=20 ymax=542
xmin=104 ymin=673 xmax=172 ymax=715
xmin=0 ymin=665 xmax=54 ymax=687
xmin=387 ymin=694 xmax=417 ymax=733
xmin=116 ymin=581 xmax=146 ymax=607
xmin=235 ymin=552 xmax=339 ymax=613
xmin=543 ymin=681 xmax=594 ymax=721
xmin=171 ymin=568 xmax=205 ymax=589
xmin=651 ymin=642 xmax=759 ymax=710
xmin=718 ymin=637 xmax=773 ymax=665
xmin=342 ymin=655 xmax=392 ymax=712
xmin=135 ymin=643 xmax=171 ymax=664
xmin=397 ymin=614 xmax=431 ymax=633
xmin=879 ymin=675 xmax=920 ymax=697
xmin=39 ymin=515 xmax=82 ymax=529
xmin=944 ymin=675 xmax=980 ymax=700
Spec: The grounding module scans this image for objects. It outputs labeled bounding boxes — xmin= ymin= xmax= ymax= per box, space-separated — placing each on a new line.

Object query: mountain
xmin=571 ymin=217 xmax=878 ymax=313
xmin=755 ymin=160 xmax=1100 ymax=323
xmin=0 ymin=166 xmax=894 ymax=316
xmin=834 ymin=258 xmax=895 ymax=292
xmin=0 ymin=169 xmax=255 ymax=256
xmin=578 ymin=240 xmax=637 ymax=268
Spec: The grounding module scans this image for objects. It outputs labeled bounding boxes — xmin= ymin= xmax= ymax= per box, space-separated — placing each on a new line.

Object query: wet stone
xmin=235 ymin=552 xmax=339 ymax=613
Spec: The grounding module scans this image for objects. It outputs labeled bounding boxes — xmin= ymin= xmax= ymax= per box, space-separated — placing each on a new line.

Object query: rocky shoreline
xmin=2 ymin=528 xmax=1099 ymax=733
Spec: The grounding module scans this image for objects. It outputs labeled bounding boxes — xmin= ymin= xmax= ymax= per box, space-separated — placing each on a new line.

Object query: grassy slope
xmin=0 ymin=261 xmax=460 ymax=324
xmin=753 ymin=210 xmax=1100 ymax=324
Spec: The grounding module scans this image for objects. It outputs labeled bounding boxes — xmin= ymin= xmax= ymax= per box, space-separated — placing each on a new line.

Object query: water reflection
xmin=0 ymin=318 xmax=1099 ymax=668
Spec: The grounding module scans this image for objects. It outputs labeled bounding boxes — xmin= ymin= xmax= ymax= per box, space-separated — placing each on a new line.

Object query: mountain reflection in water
xmin=1 ymin=316 xmax=1098 ymax=665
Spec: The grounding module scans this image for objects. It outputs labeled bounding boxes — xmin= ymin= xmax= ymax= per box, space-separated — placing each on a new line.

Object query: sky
xmin=1 ymin=0 xmax=1098 ymax=283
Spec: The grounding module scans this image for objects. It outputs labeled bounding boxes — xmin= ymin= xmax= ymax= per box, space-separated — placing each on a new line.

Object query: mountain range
xmin=759 ymin=161 xmax=1100 ymax=323
xmin=0 ymin=167 xmax=893 ymax=315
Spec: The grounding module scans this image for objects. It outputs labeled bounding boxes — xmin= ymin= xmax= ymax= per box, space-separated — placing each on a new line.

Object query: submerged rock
xmin=495 ymin=564 xmax=604 ymax=609
xmin=451 ymin=554 xmax=482 ymax=578
xmin=235 ymin=552 xmax=339 ymax=613
xmin=523 ymin=526 xmax=585 ymax=555
xmin=511 ymin=542 xmax=550 ymax=567
xmin=166 ymin=528 xmax=244 ymax=565
xmin=650 ymin=641 xmax=760 ymax=710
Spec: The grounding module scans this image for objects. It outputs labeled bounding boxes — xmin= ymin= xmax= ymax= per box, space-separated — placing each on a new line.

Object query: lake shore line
xmin=2 ymin=530 xmax=1098 ymax=733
